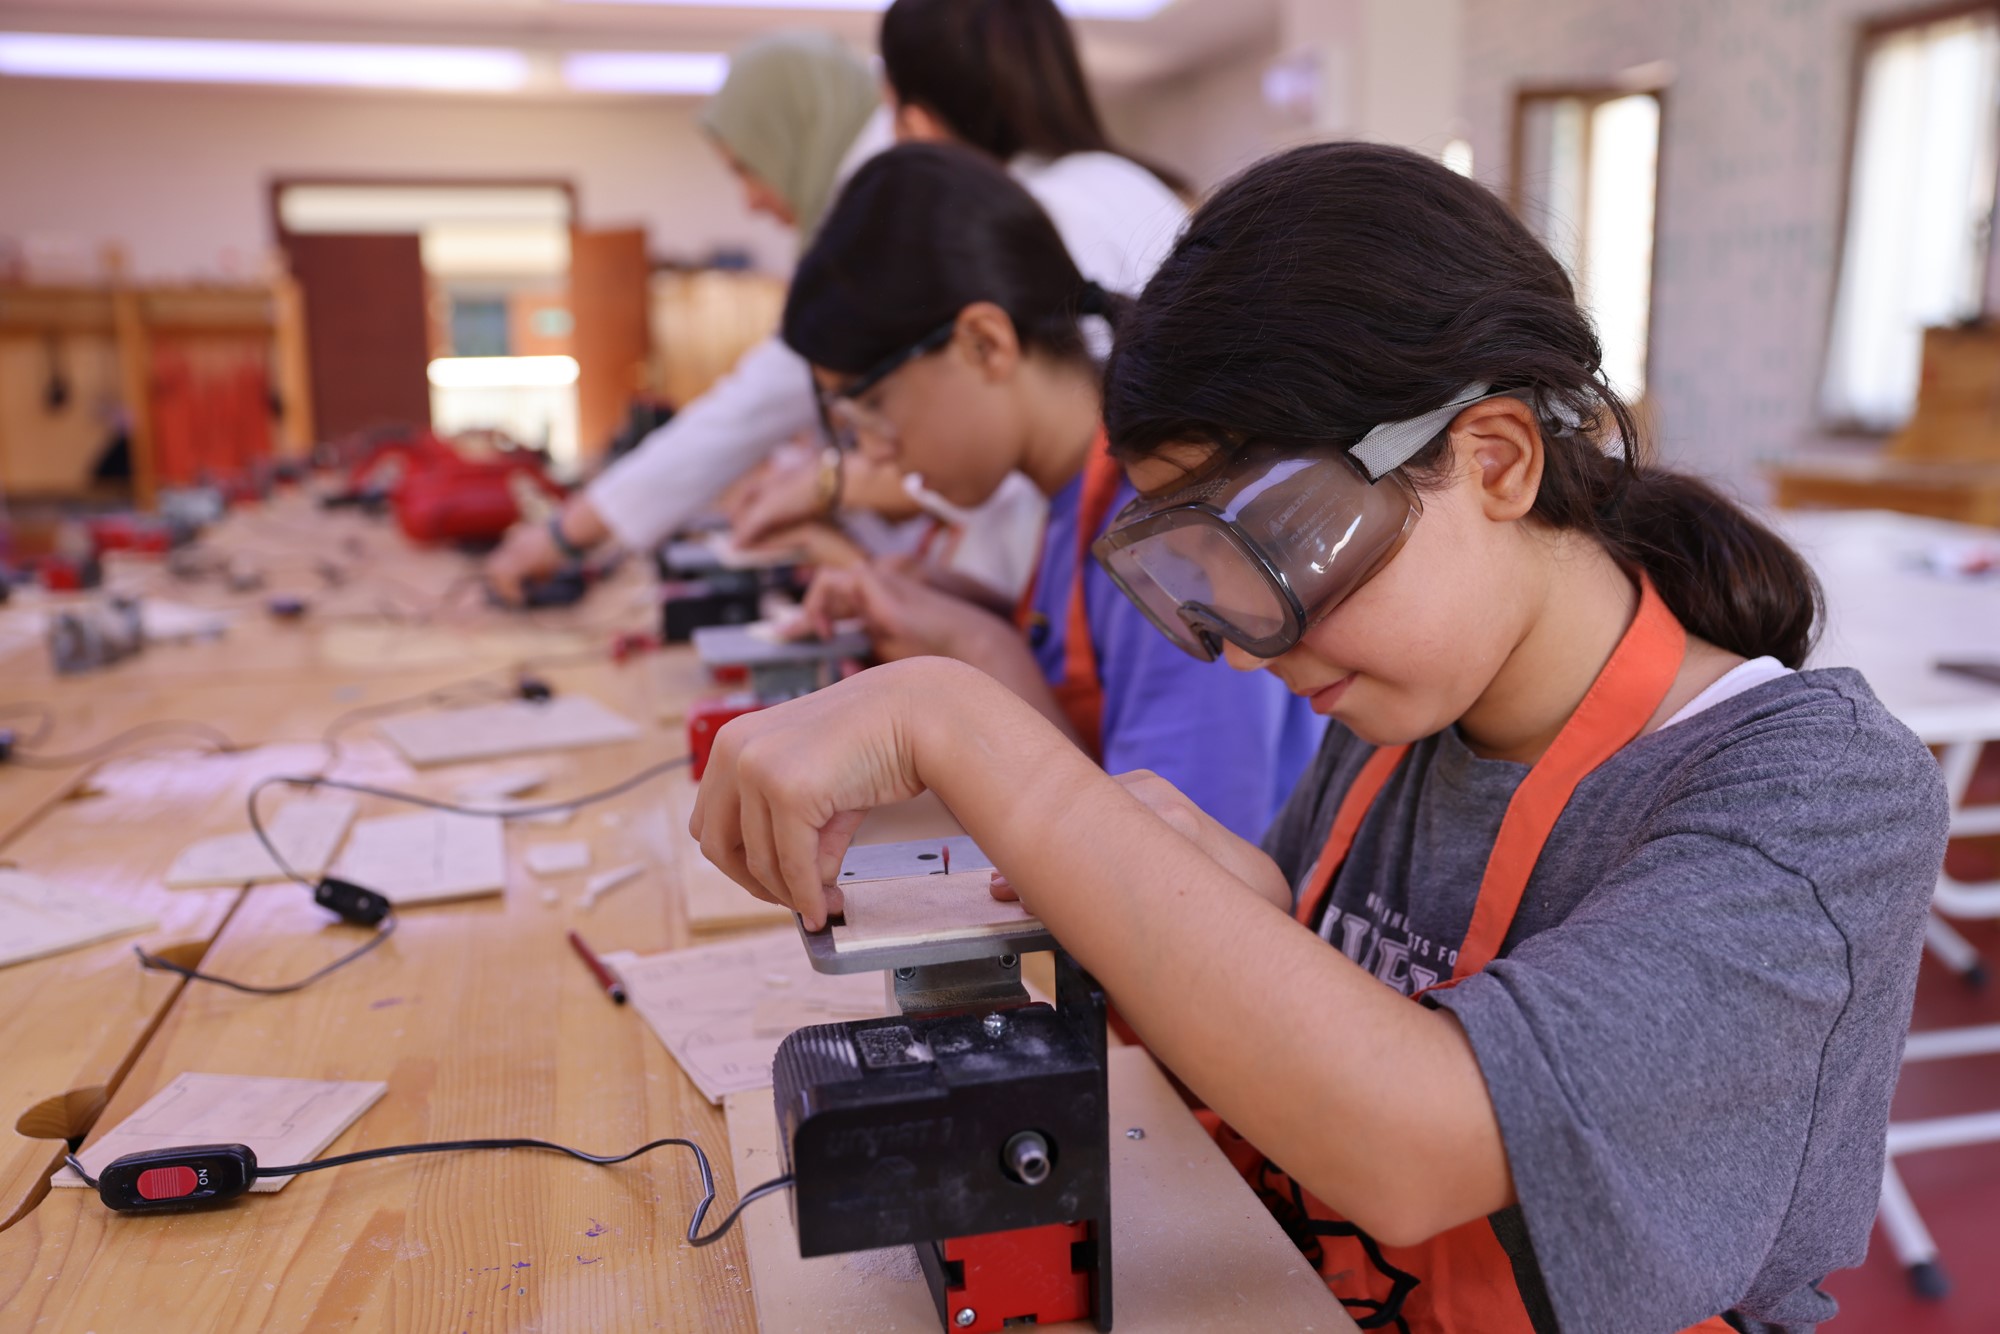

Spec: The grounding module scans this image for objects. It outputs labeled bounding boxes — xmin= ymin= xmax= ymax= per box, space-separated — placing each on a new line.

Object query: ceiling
xmin=0 ymin=0 xmax=1281 ymax=91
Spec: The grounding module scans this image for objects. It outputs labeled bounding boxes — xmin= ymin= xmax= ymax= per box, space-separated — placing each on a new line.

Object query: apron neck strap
xmin=1012 ymin=432 xmax=1122 ymax=758
xmin=1450 ymin=572 xmax=1684 ymax=977
xmin=1294 ymin=573 xmax=1687 ymax=971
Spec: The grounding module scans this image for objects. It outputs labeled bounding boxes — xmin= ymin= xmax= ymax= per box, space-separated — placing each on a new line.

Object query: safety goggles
xmin=1091 ymin=384 xmax=1491 ymax=661
xmin=815 ymin=319 xmax=956 ymax=454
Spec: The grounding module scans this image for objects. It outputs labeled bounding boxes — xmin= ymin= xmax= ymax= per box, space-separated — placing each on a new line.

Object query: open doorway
xmin=271 ymin=178 xmax=596 ymax=474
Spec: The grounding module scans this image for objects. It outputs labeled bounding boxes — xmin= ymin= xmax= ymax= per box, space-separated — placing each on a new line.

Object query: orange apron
xmin=1228 ymin=575 xmax=1733 ymax=1334
xmin=1014 ymin=432 xmax=1125 ymax=759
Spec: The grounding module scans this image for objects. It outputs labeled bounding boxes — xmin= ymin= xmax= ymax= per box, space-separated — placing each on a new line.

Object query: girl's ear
xmin=1450 ymin=397 xmax=1543 ymax=522
xmin=954 ymin=302 xmax=1023 ymax=384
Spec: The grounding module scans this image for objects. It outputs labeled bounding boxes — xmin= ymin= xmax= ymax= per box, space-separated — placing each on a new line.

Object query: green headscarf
xmin=700 ymin=32 xmax=881 ymax=243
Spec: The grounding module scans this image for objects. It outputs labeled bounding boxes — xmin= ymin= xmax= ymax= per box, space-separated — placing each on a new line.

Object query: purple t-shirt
xmin=1024 ymin=470 xmax=1325 ymax=842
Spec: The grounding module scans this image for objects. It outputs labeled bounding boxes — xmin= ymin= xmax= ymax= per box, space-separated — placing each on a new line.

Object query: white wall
xmin=1102 ymin=38 xmax=1290 ymax=192
xmin=1287 ymin=0 xmax=1464 ymax=154
xmin=0 ymin=78 xmax=797 ymax=281
xmin=1459 ymin=0 xmax=1945 ymax=490
xmin=1103 ymin=0 xmax=1464 ymax=195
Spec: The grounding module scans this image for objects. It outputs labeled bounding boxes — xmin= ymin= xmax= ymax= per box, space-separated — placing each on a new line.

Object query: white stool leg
xmin=1879 ymin=1159 xmax=1950 ymax=1299
xmin=1924 ymin=913 xmax=1989 ymax=987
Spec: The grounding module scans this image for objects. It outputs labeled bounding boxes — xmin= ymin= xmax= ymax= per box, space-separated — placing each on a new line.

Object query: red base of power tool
xmin=926 ymin=1220 xmax=1099 ymax=1332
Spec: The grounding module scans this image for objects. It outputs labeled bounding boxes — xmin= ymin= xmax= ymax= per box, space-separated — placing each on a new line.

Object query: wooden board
xmin=724 ymin=1045 xmax=1352 ymax=1333
xmin=373 ymin=695 xmax=644 ymax=767
xmin=659 ymin=779 xmax=793 ymax=933
xmin=659 ymin=783 xmax=991 ymax=937
xmin=832 ymin=871 xmax=1036 ymax=952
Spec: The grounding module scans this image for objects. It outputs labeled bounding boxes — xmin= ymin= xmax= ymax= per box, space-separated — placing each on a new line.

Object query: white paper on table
xmin=164 ymin=795 xmax=359 ymax=888
xmin=524 ymin=841 xmax=591 ymax=876
xmin=374 ymin=696 xmax=641 ymax=766
xmin=53 ymin=1073 xmax=386 ymax=1192
xmin=0 ymin=870 xmax=158 ymax=969
xmin=330 ymin=811 xmax=507 ymax=906
xmin=606 ymin=929 xmax=887 ymax=1104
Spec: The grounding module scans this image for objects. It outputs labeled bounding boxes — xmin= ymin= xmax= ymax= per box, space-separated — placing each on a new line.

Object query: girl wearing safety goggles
xmin=775 ymin=142 xmax=1323 ymax=844
xmin=690 ymin=143 xmax=1946 ymax=1333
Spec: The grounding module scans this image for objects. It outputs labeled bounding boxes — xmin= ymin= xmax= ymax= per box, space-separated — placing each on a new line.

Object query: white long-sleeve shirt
xmin=584 ymin=117 xmax=1187 ymax=590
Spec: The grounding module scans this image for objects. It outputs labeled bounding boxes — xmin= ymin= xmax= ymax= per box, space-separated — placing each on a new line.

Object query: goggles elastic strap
xmin=1347 ymin=382 xmax=1492 ymax=480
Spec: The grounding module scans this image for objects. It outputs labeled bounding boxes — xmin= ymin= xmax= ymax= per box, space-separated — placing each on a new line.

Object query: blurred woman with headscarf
xmin=486 ymin=9 xmax=1185 ymax=608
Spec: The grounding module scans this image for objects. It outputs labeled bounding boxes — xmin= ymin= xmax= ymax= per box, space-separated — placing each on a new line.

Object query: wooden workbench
xmin=0 ymin=493 xmax=1350 ymax=1333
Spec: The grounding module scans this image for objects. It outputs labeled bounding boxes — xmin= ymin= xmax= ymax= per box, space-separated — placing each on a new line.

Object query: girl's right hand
xmin=688 ymin=659 xmax=946 ymax=928
xmin=482 ymin=520 xmax=562 ymax=604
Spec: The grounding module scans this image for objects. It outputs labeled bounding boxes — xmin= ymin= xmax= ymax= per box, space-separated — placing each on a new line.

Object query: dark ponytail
xmin=879 ymin=0 xmax=1188 ymax=195
xmin=1103 ymin=142 xmax=1822 ymax=667
xmin=784 ymin=142 xmax=1112 ymax=375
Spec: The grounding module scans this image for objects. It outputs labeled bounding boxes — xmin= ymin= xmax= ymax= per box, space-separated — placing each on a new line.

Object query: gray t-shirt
xmin=1261 ymin=668 xmax=1948 ymax=1334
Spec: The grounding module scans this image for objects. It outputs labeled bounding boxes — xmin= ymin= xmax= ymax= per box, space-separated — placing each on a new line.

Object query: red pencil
xmin=567 ymin=929 xmax=627 ymax=1005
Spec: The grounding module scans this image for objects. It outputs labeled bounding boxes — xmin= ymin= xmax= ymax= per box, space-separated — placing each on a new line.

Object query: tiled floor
xmin=1823 ymin=799 xmax=2000 ymax=1332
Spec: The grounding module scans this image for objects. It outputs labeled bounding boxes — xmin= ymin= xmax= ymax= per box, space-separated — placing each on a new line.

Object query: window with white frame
xmin=1822 ymin=11 xmax=2000 ymax=432
xmin=1514 ymin=88 xmax=1663 ymax=403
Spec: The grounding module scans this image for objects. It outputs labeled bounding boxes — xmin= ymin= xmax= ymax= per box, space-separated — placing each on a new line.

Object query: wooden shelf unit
xmin=0 ymin=277 xmax=310 ymax=509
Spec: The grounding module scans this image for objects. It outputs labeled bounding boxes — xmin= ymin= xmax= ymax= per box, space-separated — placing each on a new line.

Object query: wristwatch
xmin=815 ymin=446 xmax=845 ymax=516
xmin=547 ymin=514 xmax=588 ymax=563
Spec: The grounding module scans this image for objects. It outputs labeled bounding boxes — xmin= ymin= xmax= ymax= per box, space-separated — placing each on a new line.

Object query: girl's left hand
xmin=688 ymin=659 xmax=944 ymax=929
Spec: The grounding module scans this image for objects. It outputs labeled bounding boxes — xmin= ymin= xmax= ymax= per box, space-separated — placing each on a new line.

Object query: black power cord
xmin=136 ymin=754 xmax=692 ymax=995
xmin=63 ymin=1136 xmax=793 ymax=1244
xmin=245 ymin=753 xmax=695 ymax=874
xmin=133 ymin=917 xmax=398 ymax=996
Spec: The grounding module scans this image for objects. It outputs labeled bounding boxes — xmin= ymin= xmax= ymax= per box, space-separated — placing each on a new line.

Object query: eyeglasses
xmin=814 ymin=319 xmax=957 ymax=454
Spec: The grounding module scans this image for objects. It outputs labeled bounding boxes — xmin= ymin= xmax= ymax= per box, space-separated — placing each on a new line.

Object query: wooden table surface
xmin=0 ymin=499 xmax=764 ymax=1332
xmin=0 ymin=494 xmax=1349 ymax=1334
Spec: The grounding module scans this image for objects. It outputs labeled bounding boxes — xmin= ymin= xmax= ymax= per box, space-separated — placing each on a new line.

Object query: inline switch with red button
xmin=90 ymin=1144 xmax=259 ymax=1212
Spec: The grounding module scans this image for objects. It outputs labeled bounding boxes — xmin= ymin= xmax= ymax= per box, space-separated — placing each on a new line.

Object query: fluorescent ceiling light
xmin=563 ymin=51 xmax=729 ymax=94
xmin=563 ymin=0 xmax=1174 ymax=19
xmin=0 ymin=33 xmax=528 ymax=91
xmin=279 ymin=185 xmax=573 ymax=234
xmin=429 ymin=356 xmax=581 ymax=389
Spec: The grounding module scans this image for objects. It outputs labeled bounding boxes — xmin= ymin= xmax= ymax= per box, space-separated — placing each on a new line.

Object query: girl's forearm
xmin=907 ymin=663 xmax=1513 ymax=1245
xmin=945 ymin=614 xmax=1083 ymax=746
